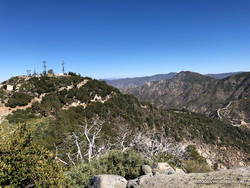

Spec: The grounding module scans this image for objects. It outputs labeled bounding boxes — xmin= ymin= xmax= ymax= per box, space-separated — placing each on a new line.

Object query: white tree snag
xmin=67 ymin=152 xmax=76 ymax=166
xmin=72 ymin=132 xmax=84 ymax=163
xmin=81 ymin=118 xmax=104 ymax=162
xmin=54 ymin=144 xmax=68 ymax=165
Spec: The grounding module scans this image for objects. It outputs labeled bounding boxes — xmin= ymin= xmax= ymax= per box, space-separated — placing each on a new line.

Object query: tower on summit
xmin=42 ymin=61 xmax=47 ymax=75
xmin=61 ymin=60 xmax=65 ymax=74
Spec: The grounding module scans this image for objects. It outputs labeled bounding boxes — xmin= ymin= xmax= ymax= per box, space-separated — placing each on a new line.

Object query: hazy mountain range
xmin=106 ymin=72 xmax=243 ymax=90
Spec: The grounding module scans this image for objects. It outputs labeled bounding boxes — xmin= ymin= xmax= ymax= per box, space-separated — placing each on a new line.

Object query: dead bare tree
xmin=80 ymin=118 xmax=104 ymax=162
xmin=54 ymin=117 xmax=107 ymax=165
xmin=54 ymin=144 xmax=68 ymax=165
xmin=77 ymin=116 xmax=105 ymax=162
xmin=116 ymin=127 xmax=130 ymax=152
xmin=130 ymin=129 xmax=185 ymax=159
xmin=66 ymin=152 xmax=76 ymax=166
xmin=72 ymin=132 xmax=84 ymax=163
xmin=120 ymin=132 xmax=128 ymax=152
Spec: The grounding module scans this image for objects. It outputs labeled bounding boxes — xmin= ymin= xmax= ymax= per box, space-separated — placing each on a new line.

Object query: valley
xmin=120 ymin=71 xmax=250 ymax=127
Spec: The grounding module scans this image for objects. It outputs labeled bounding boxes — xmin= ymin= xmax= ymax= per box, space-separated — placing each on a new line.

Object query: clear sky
xmin=0 ymin=0 xmax=250 ymax=81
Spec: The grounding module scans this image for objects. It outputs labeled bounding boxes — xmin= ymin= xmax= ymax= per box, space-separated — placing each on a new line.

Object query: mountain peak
xmin=172 ymin=71 xmax=215 ymax=82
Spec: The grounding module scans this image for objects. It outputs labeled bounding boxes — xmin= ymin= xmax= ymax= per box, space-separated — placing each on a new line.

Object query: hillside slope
xmin=127 ymin=71 xmax=250 ymax=127
xmin=0 ymin=74 xmax=249 ymax=169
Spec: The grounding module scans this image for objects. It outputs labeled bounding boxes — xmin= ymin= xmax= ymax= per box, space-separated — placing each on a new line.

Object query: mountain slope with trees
xmin=126 ymin=71 xmax=250 ymax=127
xmin=0 ymin=73 xmax=249 ymax=186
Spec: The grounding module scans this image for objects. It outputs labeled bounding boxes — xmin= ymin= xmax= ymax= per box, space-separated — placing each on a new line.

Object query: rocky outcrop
xmin=175 ymin=168 xmax=185 ymax=174
xmin=127 ymin=174 xmax=154 ymax=188
xmin=152 ymin=162 xmax=175 ymax=175
xmin=127 ymin=163 xmax=184 ymax=187
xmin=91 ymin=164 xmax=250 ymax=188
xmin=6 ymin=85 xmax=13 ymax=91
xmin=90 ymin=175 xmax=127 ymax=188
xmin=141 ymin=165 xmax=152 ymax=175
xmin=130 ymin=167 xmax=250 ymax=188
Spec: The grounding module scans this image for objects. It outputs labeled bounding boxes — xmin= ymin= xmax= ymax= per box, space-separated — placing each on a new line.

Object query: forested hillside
xmin=0 ymin=74 xmax=249 ymax=187
xmin=127 ymin=71 xmax=250 ymax=127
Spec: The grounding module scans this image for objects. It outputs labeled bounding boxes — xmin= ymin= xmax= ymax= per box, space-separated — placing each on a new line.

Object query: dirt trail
xmin=217 ymin=101 xmax=232 ymax=119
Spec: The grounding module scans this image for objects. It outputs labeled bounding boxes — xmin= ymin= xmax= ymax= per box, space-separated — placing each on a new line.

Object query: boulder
xmin=141 ymin=165 xmax=152 ymax=175
xmin=90 ymin=175 xmax=127 ymax=188
xmin=127 ymin=178 xmax=139 ymax=188
xmin=133 ymin=174 xmax=195 ymax=188
xmin=175 ymin=168 xmax=185 ymax=174
xmin=152 ymin=163 xmax=175 ymax=175
xmin=16 ymin=84 xmax=21 ymax=90
xmin=6 ymin=85 xmax=13 ymax=91
xmin=137 ymin=174 xmax=153 ymax=185
xmin=127 ymin=174 xmax=153 ymax=188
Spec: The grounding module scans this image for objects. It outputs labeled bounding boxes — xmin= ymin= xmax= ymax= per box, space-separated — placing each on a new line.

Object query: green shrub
xmin=183 ymin=145 xmax=211 ymax=173
xmin=6 ymin=92 xmax=33 ymax=108
xmin=68 ymin=72 xmax=78 ymax=76
xmin=7 ymin=109 xmax=37 ymax=124
xmin=182 ymin=160 xmax=210 ymax=173
xmin=0 ymin=88 xmax=7 ymax=102
xmin=153 ymin=153 xmax=182 ymax=168
xmin=65 ymin=150 xmax=150 ymax=187
xmin=185 ymin=145 xmax=206 ymax=163
xmin=39 ymin=93 xmax=62 ymax=116
xmin=0 ymin=124 xmax=65 ymax=187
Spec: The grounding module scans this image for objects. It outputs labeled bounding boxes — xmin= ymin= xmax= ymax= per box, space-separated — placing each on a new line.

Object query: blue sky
xmin=0 ymin=0 xmax=250 ymax=81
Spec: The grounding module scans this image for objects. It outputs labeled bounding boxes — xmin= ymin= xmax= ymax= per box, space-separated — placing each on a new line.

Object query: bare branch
xmin=66 ymin=153 xmax=76 ymax=166
xmin=73 ymin=132 xmax=84 ymax=163
xmin=54 ymin=144 xmax=68 ymax=165
xmin=81 ymin=117 xmax=104 ymax=162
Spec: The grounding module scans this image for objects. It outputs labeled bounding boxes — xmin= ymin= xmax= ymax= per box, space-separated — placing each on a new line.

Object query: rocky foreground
xmin=90 ymin=163 xmax=250 ymax=188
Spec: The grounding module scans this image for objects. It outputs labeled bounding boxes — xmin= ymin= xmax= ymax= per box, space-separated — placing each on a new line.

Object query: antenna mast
xmin=42 ymin=61 xmax=47 ymax=75
xmin=61 ymin=60 xmax=65 ymax=74
xmin=26 ymin=69 xmax=31 ymax=76
xmin=33 ymin=66 xmax=37 ymax=76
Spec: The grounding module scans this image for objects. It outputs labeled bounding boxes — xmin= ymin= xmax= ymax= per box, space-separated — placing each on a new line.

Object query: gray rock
xmin=127 ymin=174 xmax=153 ymax=188
xmin=175 ymin=168 xmax=185 ymax=174
xmin=152 ymin=162 xmax=175 ymax=175
xmin=6 ymin=85 xmax=13 ymax=91
xmin=128 ymin=167 xmax=250 ymax=188
xmin=141 ymin=165 xmax=152 ymax=175
xmin=138 ymin=174 xmax=153 ymax=184
xmin=90 ymin=175 xmax=127 ymax=188
xmin=127 ymin=179 xmax=139 ymax=188
xmin=135 ymin=174 xmax=195 ymax=188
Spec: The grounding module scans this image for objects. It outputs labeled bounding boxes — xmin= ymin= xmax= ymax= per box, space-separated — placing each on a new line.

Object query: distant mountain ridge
xmin=106 ymin=72 xmax=177 ymax=90
xmin=106 ymin=72 xmax=243 ymax=90
xmin=126 ymin=71 xmax=250 ymax=127
xmin=206 ymin=72 xmax=244 ymax=79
